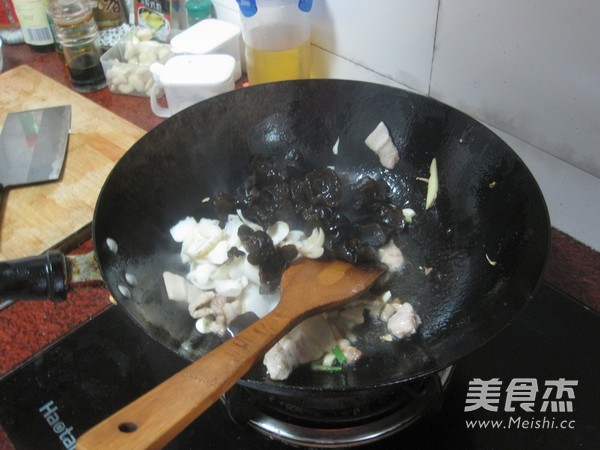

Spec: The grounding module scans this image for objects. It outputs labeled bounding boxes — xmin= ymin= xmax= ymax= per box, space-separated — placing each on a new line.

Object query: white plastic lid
xmin=154 ymin=54 xmax=235 ymax=85
xmin=170 ymin=19 xmax=241 ymax=55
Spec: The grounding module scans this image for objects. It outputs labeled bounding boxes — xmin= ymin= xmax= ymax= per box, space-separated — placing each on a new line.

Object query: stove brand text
xmin=39 ymin=401 xmax=76 ymax=450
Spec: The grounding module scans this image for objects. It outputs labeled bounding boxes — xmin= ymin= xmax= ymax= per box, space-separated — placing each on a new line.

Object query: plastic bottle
xmin=41 ymin=0 xmax=65 ymax=60
xmin=236 ymin=0 xmax=312 ymax=85
xmin=12 ymin=0 xmax=55 ymax=52
xmin=185 ymin=0 xmax=211 ymax=27
xmin=47 ymin=0 xmax=106 ymax=92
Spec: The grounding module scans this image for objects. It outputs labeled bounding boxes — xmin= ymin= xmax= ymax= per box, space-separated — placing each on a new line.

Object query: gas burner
xmin=223 ymin=366 xmax=453 ymax=448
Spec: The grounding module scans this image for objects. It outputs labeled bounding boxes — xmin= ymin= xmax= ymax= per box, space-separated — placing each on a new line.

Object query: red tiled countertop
xmin=1 ymin=43 xmax=600 ymax=450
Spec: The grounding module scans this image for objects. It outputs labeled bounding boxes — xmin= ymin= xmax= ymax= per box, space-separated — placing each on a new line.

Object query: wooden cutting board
xmin=0 ymin=66 xmax=145 ymax=260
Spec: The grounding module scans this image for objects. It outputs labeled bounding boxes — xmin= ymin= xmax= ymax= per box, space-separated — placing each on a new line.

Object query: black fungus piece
xmin=283 ymin=147 xmax=305 ymax=163
xmin=235 ymin=196 xmax=266 ymax=228
xmin=351 ymin=176 xmax=389 ymax=211
xmin=334 ymin=238 xmax=362 ymax=264
xmin=227 ymin=246 xmax=246 ymax=259
xmin=354 ymin=242 xmax=380 ymax=265
xmin=237 ymin=225 xmax=270 ymax=259
xmin=290 ymin=179 xmax=313 ymax=213
xmin=354 ymin=222 xmax=391 ymax=248
xmin=258 ymin=253 xmax=288 ymax=293
xmin=282 ymin=148 xmax=310 ymax=180
xmin=300 ymin=207 xmax=322 ymax=234
xmin=242 ymin=195 xmax=277 ymax=228
xmin=237 ymin=225 xmax=289 ymax=294
xmin=214 ymin=192 xmax=237 ymax=225
xmin=262 ymin=183 xmax=293 ymax=220
xmin=374 ymin=204 xmax=407 ymax=229
xmin=273 ymin=200 xmax=300 ymax=228
xmin=237 ymin=182 xmax=298 ymax=229
xmin=234 ymin=195 xmax=252 ymax=216
xmin=279 ymin=244 xmax=299 ymax=265
xmin=214 ymin=150 xmax=410 ymax=291
xmin=263 ymin=182 xmax=290 ymax=201
xmin=263 ymin=245 xmax=298 ymax=290
xmin=313 ymin=204 xmax=334 ymax=225
xmin=306 ymin=168 xmax=343 ymax=208
xmin=334 ymin=237 xmax=379 ymax=265
xmin=323 ymin=213 xmax=353 ymax=244
xmin=250 ymin=155 xmax=287 ymax=189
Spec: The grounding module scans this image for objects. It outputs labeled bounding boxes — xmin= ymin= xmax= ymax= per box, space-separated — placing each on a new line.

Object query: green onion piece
xmin=332 ymin=345 xmax=347 ymax=365
xmin=311 ymin=363 xmax=343 ymax=372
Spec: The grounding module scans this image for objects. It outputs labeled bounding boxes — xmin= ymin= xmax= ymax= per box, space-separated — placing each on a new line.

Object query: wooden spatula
xmin=77 ymin=258 xmax=383 ymax=450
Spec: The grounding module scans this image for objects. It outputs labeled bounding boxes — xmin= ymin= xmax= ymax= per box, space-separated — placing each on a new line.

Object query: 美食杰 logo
xmin=463 ymin=378 xmax=577 ymax=430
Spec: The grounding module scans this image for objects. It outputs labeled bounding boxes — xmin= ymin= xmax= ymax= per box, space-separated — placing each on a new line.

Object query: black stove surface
xmin=1 ymin=283 xmax=599 ymax=449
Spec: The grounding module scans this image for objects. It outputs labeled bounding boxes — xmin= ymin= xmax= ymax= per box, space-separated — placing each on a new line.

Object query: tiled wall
xmin=431 ymin=1 xmax=600 ymax=180
xmin=212 ymin=0 xmax=600 ymax=251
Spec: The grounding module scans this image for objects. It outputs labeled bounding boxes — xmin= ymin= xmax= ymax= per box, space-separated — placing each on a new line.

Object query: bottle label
xmin=93 ymin=0 xmax=125 ymax=30
xmin=13 ymin=0 xmax=54 ymax=45
xmin=1 ymin=0 xmax=20 ymax=28
xmin=22 ymin=25 xmax=54 ymax=44
xmin=135 ymin=0 xmax=174 ymax=42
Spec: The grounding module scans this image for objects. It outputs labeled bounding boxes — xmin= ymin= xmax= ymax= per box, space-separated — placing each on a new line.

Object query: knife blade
xmin=0 ymin=105 xmax=71 ymax=207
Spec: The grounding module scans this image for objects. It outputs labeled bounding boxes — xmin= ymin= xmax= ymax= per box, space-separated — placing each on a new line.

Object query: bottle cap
xmin=236 ymin=0 xmax=257 ymax=17
xmin=298 ymin=0 xmax=312 ymax=12
xmin=186 ymin=0 xmax=212 ymax=22
xmin=236 ymin=0 xmax=313 ymax=18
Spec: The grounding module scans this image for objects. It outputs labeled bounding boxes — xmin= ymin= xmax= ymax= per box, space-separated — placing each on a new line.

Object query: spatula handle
xmin=76 ymin=309 xmax=293 ymax=450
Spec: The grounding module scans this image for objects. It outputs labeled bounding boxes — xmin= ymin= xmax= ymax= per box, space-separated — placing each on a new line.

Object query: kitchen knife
xmin=0 ymin=105 xmax=71 ymax=208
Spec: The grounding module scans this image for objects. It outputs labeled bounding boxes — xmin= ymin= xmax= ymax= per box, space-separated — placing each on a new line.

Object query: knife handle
xmin=0 ymin=250 xmax=68 ymax=302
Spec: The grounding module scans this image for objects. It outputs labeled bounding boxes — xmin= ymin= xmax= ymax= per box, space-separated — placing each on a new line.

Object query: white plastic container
xmin=101 ymin=39 xmax=173 ymax=96
xmin=149 ymin=54 xmax=235 ymax=118
xmin=169 ymin=18 xmax=242 ymax=80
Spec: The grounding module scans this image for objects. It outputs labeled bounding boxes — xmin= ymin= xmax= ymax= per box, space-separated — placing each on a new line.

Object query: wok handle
xmin=0 ymin=250 xmax=68 ymax=302
xmin=76 ymin=309 xmax=292 ymax=450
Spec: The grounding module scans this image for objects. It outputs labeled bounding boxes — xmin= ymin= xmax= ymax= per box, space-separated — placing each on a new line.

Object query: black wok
xmin=4 ymin=80 xmax=551 ymax=399
xmin=90 ymin=79 xmax=549 ymax=396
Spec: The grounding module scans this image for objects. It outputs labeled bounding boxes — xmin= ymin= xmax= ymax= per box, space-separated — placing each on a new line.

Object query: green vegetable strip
xmin=310 ymin=363 xmax=342 ymax=372
xmin=332 ymin=345 xmax=346 ymax=365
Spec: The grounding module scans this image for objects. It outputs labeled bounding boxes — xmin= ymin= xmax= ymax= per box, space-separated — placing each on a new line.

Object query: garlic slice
xmin=425 ymin=158 xmax=439 ymax=210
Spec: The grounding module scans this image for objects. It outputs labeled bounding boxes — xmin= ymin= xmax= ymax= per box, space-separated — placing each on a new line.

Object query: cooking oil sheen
xmin=245 ymin=39 xmax=311 ymax=85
